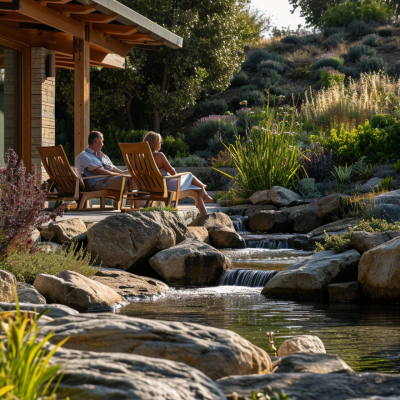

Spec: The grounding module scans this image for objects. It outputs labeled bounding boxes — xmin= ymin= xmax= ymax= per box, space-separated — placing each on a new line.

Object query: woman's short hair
xmin=143 ymin=131 xmax=162 ymax=152
xmin=89 ymin=131 xmax=103 ymax=145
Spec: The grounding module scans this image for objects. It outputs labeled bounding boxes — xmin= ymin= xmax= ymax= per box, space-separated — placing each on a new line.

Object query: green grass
xmin=140 ymin=206 xmax=177 ymax=213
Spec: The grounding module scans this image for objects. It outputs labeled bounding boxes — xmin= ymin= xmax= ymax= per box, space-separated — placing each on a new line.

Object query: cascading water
xmin=230 ymin=216 xmax=249 ymax=233
xmin=245 ymin=238 xmax=290 ymax=249
xmin=219 ymin=269 xmax=279 ymax=287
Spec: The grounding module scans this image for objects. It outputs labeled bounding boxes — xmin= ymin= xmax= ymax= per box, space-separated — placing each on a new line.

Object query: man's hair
xmin=88 ymin=131 xmax=103 ymax=145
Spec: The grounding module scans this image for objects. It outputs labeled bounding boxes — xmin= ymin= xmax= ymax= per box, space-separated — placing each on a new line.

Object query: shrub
xmin=331 ymin=164 xmax=354 ymax=183
xmin=281 ymin=35 xmax=302 ymax=45
xmin=319 ymin=69 xmax=345 ymax=88
xmin=362 ymin=34 xmax=383 ymax=47
xmin=300 ymin=143 xmax=333 ymax=182
xmin=259 ymin=77 xmax=276 ymax=90
xmin=230 ymin=72 xmax=249 ymax=88
xmin=347 ymin=20 xmax=376 ymax=38
xmin=340 ymin=66 xmax=361 ymax=79
xmin=394 ymin=61 xmax=400 ymax=76
xmin=3 ymin=244 xmax=97 ymax=284
xmin=193 ymin=150 xmax=211 ymax=159
xmin=244 ymin=49 xmax=282 ymax=70
xmin=312 ymin=57 xmax=343 ymax=71
xmin=160 ymin=135 xmax=189 ymax=159
xmin=259 ymin=69 xmax=280 ymax=86
xmin=394 ymin=159 xmax=400 ymax=173
xmin=323 ymin=33 xmax=346 ymax=49
xmin=381 ymin=176 xmax=393 ymax=190
xmin=258 ymin=60 xmax=285 ymax=74
xmin=170 ymin=155 xmax=208 ymax=167
xmin=360 ymin=56 xmax=385 ymax=72
xmin=195 ymin=99 xmax=229 ymax=119
xmin=347 ymin=45 xmax=376 ymax=62
xmin=206 ymin=132 xmax=225 ymax=154
xmin=140 ymin=206 xmax=176 ymax=213
xmin=289 ymin=65 xmax=312 ymax=79
xmin=211 ymin=149 xmax=236 ymax=168
xmin=316 ymin=231 xmax=352 ymax=253
xmin=377 ymin=26 xmax=394 ymax=37
xmin=323 ymin=27 xmax=345 ymax=37
xmin=228 ymin=96 xmax=242 ymax=110
xmin=240 ymin=89 xmax=267 ymax=108
xmin=0 ymin=149 xmax=63 ymax=257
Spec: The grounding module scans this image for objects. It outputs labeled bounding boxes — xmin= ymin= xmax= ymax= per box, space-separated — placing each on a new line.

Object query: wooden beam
xmin=19 ymin=0 xmax=131 ymax=56
xmin=70 ymin=13 xmax=116 ymax=24
xmin=92 ymin=23 xmax=137 ymax=36
xmin=37 ymin=0 xmax=72 ymax=4
xmin=0 ymin=22 xmax=30 ymax=45
xmin=123 ymin=40 xmax=163 ymax=45
xmin=74 ymin=26 xmax=90 ymax=158
xmin=56 ymin=61 xmax=74 ymax=69
xmin=0 ymin=11 xmax=37 ymax=22
xmin=47 ymin=4 xmax=96 ymax=14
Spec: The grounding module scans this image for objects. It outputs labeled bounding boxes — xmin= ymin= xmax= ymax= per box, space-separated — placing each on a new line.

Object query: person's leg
xmin=189 ymin=175 xmax=213 ymax=203
xmin=194 ymin=191 xmax=207 ymax=216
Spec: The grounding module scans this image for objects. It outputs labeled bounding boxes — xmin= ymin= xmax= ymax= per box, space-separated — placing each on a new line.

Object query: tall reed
xmin=216 ymin=106 xmax=303 ymax=199
xmin=303 ymin=72 xmax=400 ymax=128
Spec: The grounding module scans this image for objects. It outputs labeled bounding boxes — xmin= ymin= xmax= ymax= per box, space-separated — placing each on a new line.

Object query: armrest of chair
xmin=163 ymin=173 xmax=189 ymax=180
xmin=80 ymin=174 xmax=127 ymax=180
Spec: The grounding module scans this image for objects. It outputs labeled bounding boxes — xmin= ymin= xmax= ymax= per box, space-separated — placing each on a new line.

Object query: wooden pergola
xmin=0 ymin=0 xmax=182 ymax=163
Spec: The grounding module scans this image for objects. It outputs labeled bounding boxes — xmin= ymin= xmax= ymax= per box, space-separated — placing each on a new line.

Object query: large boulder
xmin=190 ymin=212 xmax=235 ymax=232
xmin=209 ymin=228 xmax=245 ymax=249
xmin=16 ymin=282 xmax=46 ymax=304
xmin=262 ymin=250 xmax=361 ymax=300
xmin=292 ymin=209 xmax=322 ymax=233
xmin=273 ymin=353 xmax=352 ymax=374
xmin=149 ymin=239 xmax=230 ymax=286
xmin=91 ymin=268 xmax=168 ymax=298
xmin=277 ymin=335 xmax=326 ymax=357
xmin=359 ymin=177 xmax=383 ymax=193
xmin=266 ymin=186 xmax=301 ymax=207
xmin=315 ymin=193 xmax=350 ymax=219
xmin=87 ymin=213 xmax=190 ymax=276
xmin=373 ymin=204 xmax=400 ymax=223
xmin=328 ymin=281 xmax=361 ymax=303
xmin=358 ymin=236 xmax=400 ymax=302
xmin=42 ymin=313 xmax=272 ymax=380
xmin=0 ymin=302 xmax=78 ymax=318
xmin=248 ymin=211 xmax=289 ymax=233
xmin=351 ymin=231 xmax=400 ymax=254
xmin=33 ymin=270 xmax=125 ymax=312
xmin=309 ymin=219 xmax=358 ymax=238
xmin=374 ymin=189 xmax=400 ymax=206
xmin=0 ymin=270 xmax=16 ymax=303
xmin=188 ymin=226 xmax=210 ymax=243
xmin=53 ymin=349 xmax=225 ymax=400
xmin=40 ymin=218 xmax=87 ymax=243
xmin=249 ymin=190 xmax=269 ymax=205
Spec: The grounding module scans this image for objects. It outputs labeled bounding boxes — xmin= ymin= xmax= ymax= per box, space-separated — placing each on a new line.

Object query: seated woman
xmin=143 ymin=131 xmax=213 ymax=216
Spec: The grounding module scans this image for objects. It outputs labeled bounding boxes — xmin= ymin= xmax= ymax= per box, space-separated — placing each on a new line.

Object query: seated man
xmin=75 ymin=130 xmax=129 ymax=193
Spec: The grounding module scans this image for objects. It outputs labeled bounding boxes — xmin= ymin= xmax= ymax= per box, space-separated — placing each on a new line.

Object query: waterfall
xmin=219 ymin=269 xmax=279 ymax=287
xmin=245 ymin=239 xmax=290 ymax=249
xmin=231 ymin=217 xmax=249 ymax=233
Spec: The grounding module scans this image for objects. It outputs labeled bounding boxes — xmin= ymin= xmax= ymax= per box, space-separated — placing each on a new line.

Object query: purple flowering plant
xmin=300 ymin=143 xmax=333 ymax=182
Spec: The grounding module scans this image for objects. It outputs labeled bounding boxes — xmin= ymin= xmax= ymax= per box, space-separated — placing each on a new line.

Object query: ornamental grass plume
xmin=0 ymin=148 xmax=63 ymax=256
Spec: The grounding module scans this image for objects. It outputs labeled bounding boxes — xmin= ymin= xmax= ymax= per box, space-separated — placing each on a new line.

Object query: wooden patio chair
xmin=118 ymin=142 xmax=199 ymax=212
xmin=37 ymin=145 xmax=125 ymax=211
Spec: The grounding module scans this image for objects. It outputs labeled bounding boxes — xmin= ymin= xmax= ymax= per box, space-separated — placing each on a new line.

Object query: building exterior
xmin=0 ymin=0 xmax=182 ymax=179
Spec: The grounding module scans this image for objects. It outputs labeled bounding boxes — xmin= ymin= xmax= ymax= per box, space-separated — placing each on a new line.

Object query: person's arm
xmin=91 ymin=167 xmax=121 ymax=176
xmin=160 ymin=153 xmax=176 ymax=175
xmin=112 ymin=166 xmax=130 ymax=175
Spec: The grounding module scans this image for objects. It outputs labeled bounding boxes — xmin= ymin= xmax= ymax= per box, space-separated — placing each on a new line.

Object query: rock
xmin=248 ymin=211 xmax=289 ymax=233
xmin=328 ymin=281 xmax=361 ymax=302
xmin=188 ymin=226 xmax=210 ymax=243
xmin=0 ymin=270 xmax=16 ymax=303
xmin=373 ymin=204 xmax=400 ymax=223
xmin=40 ymin=218 xmax=87 ymax=243
xmin=217 ymin=372 xmax=400 ymax=400
xmin=244 ymin=205 xmax=278 ymax=217
xmin=209 ymin=228 xmax=245 ymax=249
xmin=316 ymin=193 xmax=350 ymax=219
xmin=87 ymin=213 xmax=190 ymax=276
xmin=262 ymin=250 xmax=361 ymax=300
xmin=0 ymin=302 xmax=78 ymax=318
xmin=53 ymin=348 xmax=225 ymax=400
xmin=359 ymin=177 xmax=383 ymax=193
xmin=149 ymin=239 xmax=230 ymax=286
xmin=292 ymin=210 xmax=322 ymax=233
xmin=91 ymin=268 xmax=168 ymax=298
xmin=273 ymin=353 xmax=352 ymax=374
xmin=267 ymin=186 xmax=301 ymax=207
xmin=374 ymin=189 xmax=400 ymax=206
xmin=358 ymin=236 xmax=400 ymax=302
xmin=376 ymin=169 xmax=397 ymax=178
xmin=42 ymin=313 xmax=272 ymax=381
xmin=40 ymin=242 xmax=63 ymax=253
xmin=351 ymin=231 xmax=400 ymax=254
xmin=250 ymin=190 xmax=269 ymax=205
xmin=16 ymin=282 xmax=46 ymax=304
xmin=190 ymin=212 xmax=235 ymax=232
xmin=33 ymin=270 xmax=125 ymax=312
xmin=31 ymin=229 xmax=40 ymax=243
xmin=277 ymin=335 xmax=326 ymax=357
xmin=309 ymin=219 xmax=358 ymax=238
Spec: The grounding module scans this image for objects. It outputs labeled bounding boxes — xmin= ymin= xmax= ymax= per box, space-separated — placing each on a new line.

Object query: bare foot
xmin=201 ymin=188 xmax=214 ymax=203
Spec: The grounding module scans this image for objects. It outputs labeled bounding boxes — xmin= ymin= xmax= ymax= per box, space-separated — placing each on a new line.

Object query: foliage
xmin=381 ymin=176 xmax=394 ymax=190
xmin=259 ymin=69 xmax=280 ymax=86
xmin=249 ymin=388 xmax=292 ymax=400
xmin=244 ymin=49 xmax=282 ymax=70
xmin=340 ymin=66 xmax=361 ymax=79
xmin=240 ymin=89 xmax=267 ymax=108
xmin=140 ymin=206 xmax=177 ymax=213
xmin=352 ymin=156 xmax=374 ymax=180
xmin=323 ymin=33 xmax=346 ymax=48
xmin=258 ymin=60 xmax=285 ymax=74
xmin=356 ymin=217 xmax=400 ymax=232
xmin=193 ymin=150 xmax=212 ymax=159
xmin=312 ymin=56 xmax=343 ymax=71
xmin=170 ymin=155 xmax=208 ymax=167
xmin=394 ymin=159 xmax=400 ymax=173
xmin=230 ymin=72 xmax=249 ymax=88
xmin=0 ymin=149 xmax=63 ymax=257
xmin=0 ymin=298 xmax=68 ymax=400
xmin=360 ymin=56 xmax=385 ymax=72
xmin=217 ymin=106 xmax=303 ymax=199
xmin=319 ymin=68 xmax=345 ymax=88
xmin=2 ymin=244 xmax=97 ymax=285
xmin=362 ymin=34 xmax=383 ymax=47
xmin=331 ymin=164 xmax=354 ymax=183
xmin=211 ymin=149 xmax=236 ymax=168
xmin=297 ymin=178 xmax=322 ymax=197
xmin=281 ymin=35 xmax=303 ymax=45
xmin=347 ymin=45 xmax=376 ymax=61
xmin=303 ymin=72 xmax=400 ymax=129
xmin=300 ymin=143 xmax=333 ymax=182
xmin=315 ymin=231 xmax=352 ymax=253
xmin=376 ymin=26 xmax=394 ymax=36
xmin=347 ymin=19 xmax=377 ymax=38
xmin=195 ymin=100 xmax=229 ymax=119
xmin=394 ymin=61 xmax=400 ymax=76
xmin=161 ymin=136 xmax=190 ymax=159
xmin=289 ymin=65 xmax=312 ymax=79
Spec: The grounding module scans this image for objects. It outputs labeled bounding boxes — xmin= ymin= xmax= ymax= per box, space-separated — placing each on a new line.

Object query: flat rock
xmin=250 ymin=190 xmax=269 ymax=205
xmin=149 ymin=239 xmax=230 ymax=286
xmin=359 ymin=177 xmax=383 ymax=193
xmin=267 ymin=186 xmax=301 ymax=207
xmin=53 ymin=348 xmax=225 ymax=400
xmin=209 ymin=228 xmax=245 ymax=249
xmin=373 ymin=204 xmax=400 ymax=223
xmin=190 ymin=212 xmax=235 ymax=232
xmin=0 ymin=302 xmax=78 ymax=318
xmin=33 ymin=270 xmax=125 ymax=312
xmin=248 ymin=211 xmax=289 ymax=232
xmin=358 ymin=236 xmax=400 ymax=302
xmin=217 ymin=372 xmax=400 ymax=400
xmin=292 ymin=209 xmax=322 ymax=233
xmin=374 ymin=189 xmax=400 ymax=206
xmin=244 ymin=205 xmax=278 ymax=217
xmin=40 ymin=218 xmax=87 ymax=243
xmin=309 ymin=219 xmax=358 ymax=238
xmin=328 ymin=281 xmax=361 ymax=303
xmin=16 ymin=282 xmax=46 ymax=304
xmin=91 ymin=268 xmax=168 ymax=298
xmin=42 ymin=313 xmax=272 ymax=381
xmin=262 ymin=250 xmax=361 ymax=300
xmin=0 ymin=270 xmax=16 ymax=303
xmin=316 ymin=193 xmax=350 ymax=219
xmin=188 ymin=226 xmax=210 ymax=243
xmin=351 ymin=230 xmax=400 ymax=254
xmin=277 ymin=335 xmax=325 ymax=357
xmin=273 ymin=353 xmax=352 ymax=374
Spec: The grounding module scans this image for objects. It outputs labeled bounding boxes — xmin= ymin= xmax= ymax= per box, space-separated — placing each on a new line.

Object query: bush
xmin=394 ymin=61 xmax=400 ymax=76
xmin=300 ymin=143 xmax=333 ymax=182
xmin=170 ymin=155 xmax=208 ymax=167
xmin=244 ymin=49 xmax=282 ymax=70
xmin=362 ymin=34 xmax=383 ymax=47
xmin=360 ymin=56 xmax=385 ymax=72
xmin=2 ymin=244 xmax=97 ymax=284
xmin=259 ymin=68 xmax=280 ymax=86
xmin=340 ymin=66 xmax=361 ymax=79
xmin=0 ymin=149 xmax=63 ymax=257
xmin=331 ymin=164 xmax=354 ymax=183
xmin=230 ymin=72 xmax=249 ymax=88
xmin=312 ymin=67 xmax=333 ymax=83
xmin=281 ymin=35 xmax=302 ymax=45
xmin=161 ymin=135 xmax=190 ymax=158
xmin=193 ymin=150 xmax=211 ymax=159
xmin=312 ymin=57 xmax=343 ymax=71
xmin=322 ymin=33 xmax=346 ymax=49
xmin=289 ymin=65 xmax=312 ymax=79
xmin=316 ymin=231 xmax=352 ymax=253
xmin=377 ymin=26 xmax=394 ymax=37
xmin=381 ymin=176 xmax=393 ymax=190
xmin=211 ymin=149 xmax=236 ymax=168
xmin=347 ymin=19 xmax=376 ymax=38
xmin=394 ymin=159 xmax=400 ymax=173
xmin=228 ymin=96 xmax=242 ymax=110
xmin=240 ymin=89 xmax=267 ymax=108
xmin=347 ymin=45 xmax=376 ymax=62
xmin=319 ymin=69 xmax=345 ymax=88
xmin=258 ymin=60 xmax=285 ymax=74
xmin=195 ymin=99 xmax=228 ymax=119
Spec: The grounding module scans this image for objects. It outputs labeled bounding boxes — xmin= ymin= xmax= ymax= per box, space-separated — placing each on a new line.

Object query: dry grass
xmin=252 ymin=36 xmax=295 ymax=53
xmin=381 ymin=36 xmax=400 ymax=53
xmin=284 ymin=45 xmax=324 ymax=68
xmin=302 ymin=71 xmax=400 ymax=128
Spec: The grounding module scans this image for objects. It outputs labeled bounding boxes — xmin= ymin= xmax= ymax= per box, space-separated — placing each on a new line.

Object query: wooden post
xmin=74 ymin=25 xmax=90 ymax=158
